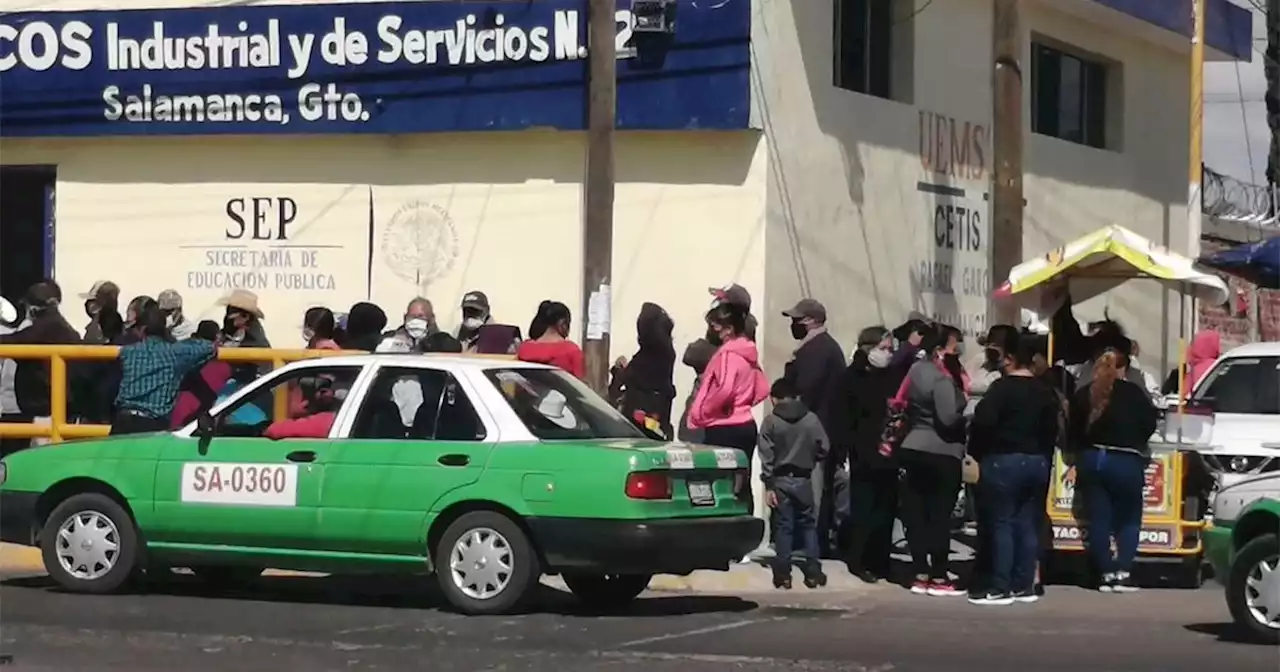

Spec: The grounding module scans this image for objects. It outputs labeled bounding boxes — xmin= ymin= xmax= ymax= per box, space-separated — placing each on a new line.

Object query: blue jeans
xmin=772 ymin=474 xmax=820 ymax=575
xmin=980 ymin=453 xmax=1051 ymax=594
xmin=1079 ymin=448 xmax=1146 ymax=575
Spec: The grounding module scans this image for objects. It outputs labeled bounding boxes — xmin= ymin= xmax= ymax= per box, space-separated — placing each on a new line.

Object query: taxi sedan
xmin=0 ymin=354 xmax=763 ymax=615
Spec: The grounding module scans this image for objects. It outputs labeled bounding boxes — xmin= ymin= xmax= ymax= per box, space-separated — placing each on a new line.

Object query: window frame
xmin=347 ymin=365 xmax=489 ymax=442
xmin=335 ymin=363 xmax=498 ymax=442
xmin=1192 ymin=356 xmax=1280 ymax=416
xmin=180 ymin=362 xmax=368 ymax=440
xmin=1030 ymin=40 xmax=1110 ymax=150
xmin=832 ymin=0 xmax=894 ymax=100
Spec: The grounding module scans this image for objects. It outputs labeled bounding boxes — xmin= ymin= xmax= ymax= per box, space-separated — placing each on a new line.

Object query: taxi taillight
xmin=625 ymin=472 xmax=672 ymax=500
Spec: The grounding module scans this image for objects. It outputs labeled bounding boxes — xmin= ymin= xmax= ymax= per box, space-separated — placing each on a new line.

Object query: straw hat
xmin=218 ymin=289 xmax=264 ymax=318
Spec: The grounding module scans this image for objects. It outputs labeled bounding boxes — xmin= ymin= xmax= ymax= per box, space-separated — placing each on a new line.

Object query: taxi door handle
xmin=438 ymin=454 xmax=470 ymax=467
xmin=286 ymin=450 xmax=317 ymax=463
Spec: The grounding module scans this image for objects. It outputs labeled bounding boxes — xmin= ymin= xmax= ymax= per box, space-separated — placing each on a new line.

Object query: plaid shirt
xmin=115 ymin=338 xmax=216 ymax=419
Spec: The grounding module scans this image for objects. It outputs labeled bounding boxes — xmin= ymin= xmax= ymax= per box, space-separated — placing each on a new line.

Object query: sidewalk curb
xmin=1 ymin=542 xmax=45 ymax=573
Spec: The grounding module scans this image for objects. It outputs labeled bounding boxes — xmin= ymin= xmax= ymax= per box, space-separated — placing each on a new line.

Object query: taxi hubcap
xmin=1245 ymin=552 xmax=1280 ymax=630
xmin=449 ymin=527 xmax=513 ymax=601
xmin=55 ymin=511 xmax=120 ymax=581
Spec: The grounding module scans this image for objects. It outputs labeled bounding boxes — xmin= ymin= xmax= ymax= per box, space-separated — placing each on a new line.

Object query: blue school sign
xmin=0 ymin=0 xmax=750 ymax=137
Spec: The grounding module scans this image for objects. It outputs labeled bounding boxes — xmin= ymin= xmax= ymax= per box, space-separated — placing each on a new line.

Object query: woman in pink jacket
xmin=688 ymin=303 xmax=770 ymax=509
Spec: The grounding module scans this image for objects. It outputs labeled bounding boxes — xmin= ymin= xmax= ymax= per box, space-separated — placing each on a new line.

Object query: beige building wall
xmin=754 ymin=0 xmax=1194 ymax=375
xmin=1 ymin=132 xmax=767 ymax=406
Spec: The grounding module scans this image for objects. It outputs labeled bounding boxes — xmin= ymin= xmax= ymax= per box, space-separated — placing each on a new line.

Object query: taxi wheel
xmin=39 ymin=493 xmax=139 ymax=595
xmin=435 ymin=511 xmax=540 ymax=615
xmin=1226 ymin=533 xmax=1280 ymax=645
xmin=562 ymin=573 xmax=652 ymax=610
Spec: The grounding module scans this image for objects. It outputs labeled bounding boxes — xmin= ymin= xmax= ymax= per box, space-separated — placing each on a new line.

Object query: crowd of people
xmin=0 ymin=277 xmax=1220 ymax=606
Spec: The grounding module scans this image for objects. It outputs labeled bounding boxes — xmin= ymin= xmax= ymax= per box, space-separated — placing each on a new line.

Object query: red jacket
xmin=264 ymin=411 xmax=336 ymax=440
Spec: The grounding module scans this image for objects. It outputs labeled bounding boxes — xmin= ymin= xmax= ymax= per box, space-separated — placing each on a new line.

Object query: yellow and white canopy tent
xmin=991 ymin=224 xmax=1229 ymax=404
xmin=992 ymin=224 xmax=1229 ymax=308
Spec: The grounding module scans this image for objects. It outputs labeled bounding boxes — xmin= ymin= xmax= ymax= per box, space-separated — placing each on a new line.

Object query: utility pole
xmin=1188 ymin=0 xmax=1205 ymax=330
xmin=991 ymin=0 xmax=1023 ymax=327
xmin=582 ymin=0 xmax=617 ymax=394
xmin=1266 ymin=0 xmax=1280 ymax=213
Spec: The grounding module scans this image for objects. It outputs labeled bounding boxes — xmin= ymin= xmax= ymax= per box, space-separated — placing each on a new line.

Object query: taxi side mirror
xmin=196 ymin=412 xmax=217 ymax=439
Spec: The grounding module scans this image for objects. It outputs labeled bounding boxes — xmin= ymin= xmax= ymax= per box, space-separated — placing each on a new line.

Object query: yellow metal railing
xmin=0 ymin=346 xmax=361 ymax=443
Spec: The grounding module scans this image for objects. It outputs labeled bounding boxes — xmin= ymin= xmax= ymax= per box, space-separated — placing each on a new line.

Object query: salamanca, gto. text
xmin=102 ymin=84 xmax=287 ymax=123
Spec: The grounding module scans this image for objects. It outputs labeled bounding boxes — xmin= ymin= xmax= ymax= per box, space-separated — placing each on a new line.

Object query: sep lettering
xmin=226 ymin=196 xmax=297 ymax=241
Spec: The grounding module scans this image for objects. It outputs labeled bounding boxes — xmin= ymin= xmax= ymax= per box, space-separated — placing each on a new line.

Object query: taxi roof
xmin=280 ymin=353 xmax=555 ymax=375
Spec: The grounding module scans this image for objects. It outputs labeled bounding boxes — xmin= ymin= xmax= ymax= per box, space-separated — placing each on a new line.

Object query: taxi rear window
xmin=485 ymin=368 xmax=644 ymax=440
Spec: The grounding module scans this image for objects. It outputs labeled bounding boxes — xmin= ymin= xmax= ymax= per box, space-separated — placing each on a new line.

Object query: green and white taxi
xmin=0 ymin=354 xmax=763 ymax=615
xmin=1205 ymin=472 xmax=1280 ymax=644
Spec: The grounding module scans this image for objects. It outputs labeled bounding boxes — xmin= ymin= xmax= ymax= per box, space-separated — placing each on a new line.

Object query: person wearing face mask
xmin=839 ymin=326 xmax=898 ymax=583
xmin=217 ymin=290 xmax=270 ymax=348
xmin=79 ymin=280 xmax=121 ymax=345
xmin=301 ymin=306 xmax=341 ymax=350
xmin=678 ymin=285 xmax=757 ymax=443
xmin=516 ymin=301 xmax=585 ymax=379
xmin=157 ymin=289 xmax=196 ymax=341
xmin=898 ymin=323 xmax=969 ymax=597
xmin=781 ymin=298 xmax=847 ymax=556
xmin=456 ymin=291 xmax=494 ymax=350
xmin=378 ymin=297 xmax=439 ymax=353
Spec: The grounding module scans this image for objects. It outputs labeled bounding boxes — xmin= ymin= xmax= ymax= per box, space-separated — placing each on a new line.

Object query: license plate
xmin=687 ymin=481 xmax=715 ymax=506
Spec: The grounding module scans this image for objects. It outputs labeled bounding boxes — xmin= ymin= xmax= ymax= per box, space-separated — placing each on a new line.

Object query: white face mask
xmin=166 ymin=313 xmax=178 ymax=329
xmin=405 ymin=318 xmax=430 ymax=340
xmin=302 ymin=330 xmax=314 ymax=345
xmin=867 ymin=348 xmax=892 ymax=369
xmin=462 ymin=317 xmax=484 ymax=331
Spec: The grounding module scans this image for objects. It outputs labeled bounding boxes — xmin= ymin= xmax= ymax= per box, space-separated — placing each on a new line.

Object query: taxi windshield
xmin=484 ymin=367 xmax=645 ymax=441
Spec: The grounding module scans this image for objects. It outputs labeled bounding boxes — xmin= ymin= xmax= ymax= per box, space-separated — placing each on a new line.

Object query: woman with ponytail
xmin=517 ymin=300 xmax=585 ymax=379
xmin=1067 ymin=341 xmax=1159 ymax=594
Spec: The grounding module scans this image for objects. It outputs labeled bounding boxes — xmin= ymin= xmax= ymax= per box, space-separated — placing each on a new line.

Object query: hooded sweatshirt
xmin=342 ymin=302 xmax=388 ymax=351
xmin=687 ymin=336 xmax=769 ymax=429
xmin=610 ymin=303 xmax=677 ymax=430
xmin=758 ymin=398 xmax=830 ymax=486
xmin=1187 ymin=330 xmax=1221 ymax=392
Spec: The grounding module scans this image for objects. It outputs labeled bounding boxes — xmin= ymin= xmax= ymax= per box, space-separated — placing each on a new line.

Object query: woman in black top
xmin=1067 ymin=344 xmax=1159 ymax=594
xmin=968 ymin=338 xmax=1060 ymax=605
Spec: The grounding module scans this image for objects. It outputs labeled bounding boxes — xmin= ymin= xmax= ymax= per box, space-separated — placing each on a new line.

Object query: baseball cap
xmin=709 ymin=284 xmax=751 ymax=311
xmin=782 ymin=298 xmax=827 ymax=323
xmin=157 ymin=289 xmax=183 ymax=311
xmin=461 ymin=291 xmax=490 ymax=312
xmin=80 ymin=280 xmax=119 ymax=301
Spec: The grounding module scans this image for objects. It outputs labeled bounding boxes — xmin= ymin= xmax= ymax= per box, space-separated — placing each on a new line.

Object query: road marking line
xmin=614 ymin=617 xmax=781 ymax=648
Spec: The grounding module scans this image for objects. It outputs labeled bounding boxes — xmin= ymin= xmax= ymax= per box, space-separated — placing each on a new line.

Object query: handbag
xmin=877 ymin=376 xmax=914 ymax=457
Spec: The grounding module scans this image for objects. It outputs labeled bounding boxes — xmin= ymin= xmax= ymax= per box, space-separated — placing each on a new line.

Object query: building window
xmin=1031 ymin=42 xmax=1108 ymax=149
xmin=833 ymin=0 xmax=893 ymax=99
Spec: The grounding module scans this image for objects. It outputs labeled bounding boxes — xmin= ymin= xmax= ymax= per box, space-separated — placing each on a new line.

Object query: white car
xmin=1162 ymin=342 xmax=1280 ymax=491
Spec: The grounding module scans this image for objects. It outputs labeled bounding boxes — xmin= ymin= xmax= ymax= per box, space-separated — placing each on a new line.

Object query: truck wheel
xmin=563 ymin=573 xmax=651 ymax=609
xmin=1226 ymin=533 xmax=1280 ymax=645
xmin=190 ymin=565 xmax=264 ymax=588
xmin=40 ymin=493 xmax=139 ymax=595
xmin=434 ymin=511 xmax=540 ymax=615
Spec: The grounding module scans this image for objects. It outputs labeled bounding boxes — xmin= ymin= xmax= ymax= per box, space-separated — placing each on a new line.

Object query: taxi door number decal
xmin=666 ymin=448 xmax=695 ymax=469
xmin=181 ymin=462 xmax=298 ymax=507
xmin=713 ymin=448 xmax=738 ymax=469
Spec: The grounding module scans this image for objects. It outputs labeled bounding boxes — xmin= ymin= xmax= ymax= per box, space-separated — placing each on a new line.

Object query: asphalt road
xmin=0 ymin=571 xmax=1273 ymax=672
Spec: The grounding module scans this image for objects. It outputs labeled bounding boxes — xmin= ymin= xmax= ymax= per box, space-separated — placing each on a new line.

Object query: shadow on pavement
xmin=2 ymin=572 xmax=759 ymax=618
xmin=1183 ymin=622 xmax=1274 ymax=646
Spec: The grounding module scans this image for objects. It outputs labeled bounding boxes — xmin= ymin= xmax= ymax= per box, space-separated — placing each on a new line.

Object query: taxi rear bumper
xmin=527 ymin=515 xmax=765 ymax=575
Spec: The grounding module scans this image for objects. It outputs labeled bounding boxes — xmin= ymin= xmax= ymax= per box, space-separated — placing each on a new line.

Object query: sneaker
xmin=1012 ymin=588 xmax=1040 ymax=604
xmin=909 ymin=579 xmax=931 ymax=595
xmin=1097 ymin=572 xmax=1117 ymax=593
xmin=772 ymin=574 xmax=793 ymax=590
xmin=1112 ymin=571 xmax=1140 ymax=593
xmin=847 ymin=567 xmax=880 ymax=584
xmin=968 ymin=591 xmax=1014 ymax=606
xmin=927 ymin=580 xmax=964 ymax=597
